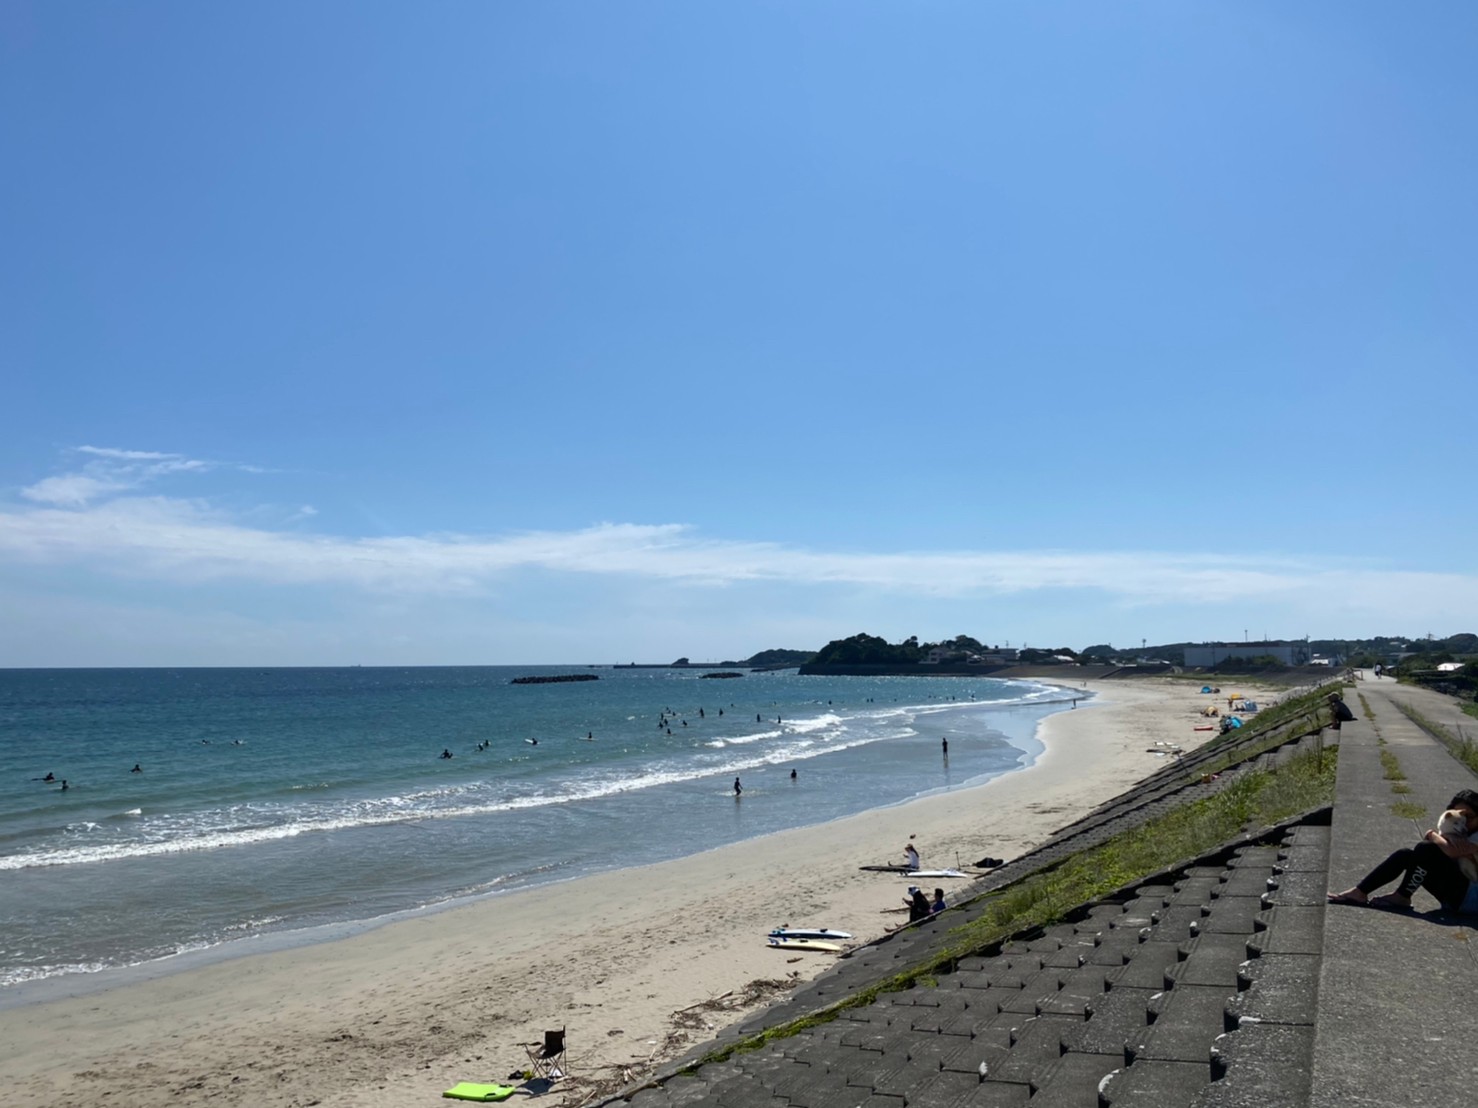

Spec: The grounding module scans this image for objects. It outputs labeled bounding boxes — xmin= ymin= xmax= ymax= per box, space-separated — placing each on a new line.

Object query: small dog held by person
xmin=1437 ymin=808 xmax=1478 ymax=883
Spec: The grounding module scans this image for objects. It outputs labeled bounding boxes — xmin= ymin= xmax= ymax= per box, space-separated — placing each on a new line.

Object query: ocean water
xmin=0 ymin=666 xmax=1075 ymax=1000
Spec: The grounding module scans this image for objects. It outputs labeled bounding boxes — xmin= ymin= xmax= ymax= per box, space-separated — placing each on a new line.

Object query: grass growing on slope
xmin=699 ymin=745 xmax=1337 ymax=1065
xmin=1184 ymin=682 xmax=1343 ymax=784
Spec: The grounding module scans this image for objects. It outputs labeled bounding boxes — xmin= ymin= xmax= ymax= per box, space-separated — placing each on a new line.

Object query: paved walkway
xmin=1310 ymin=676 xmax=1478 ymax=1108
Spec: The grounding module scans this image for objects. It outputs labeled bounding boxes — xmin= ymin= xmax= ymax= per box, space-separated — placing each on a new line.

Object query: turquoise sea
xmin=0 ymin=666 xmax=1076 ymax=1001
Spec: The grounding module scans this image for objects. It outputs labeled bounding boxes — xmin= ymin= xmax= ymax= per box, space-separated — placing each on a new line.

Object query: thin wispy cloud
xmin=74 ymin=446 xmax=185 ymax=461
xmin=6 ymin=450 xmax=1476 ymax=627
xmin=21 ymin=446 xmax=213 ymax=507
xmin=3 ymin=491 xmax=1475 ymax=618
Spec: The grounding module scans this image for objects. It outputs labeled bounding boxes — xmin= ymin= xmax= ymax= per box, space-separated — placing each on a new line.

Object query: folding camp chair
xmin=524 ymin=1027 xmax=566 ymax=1080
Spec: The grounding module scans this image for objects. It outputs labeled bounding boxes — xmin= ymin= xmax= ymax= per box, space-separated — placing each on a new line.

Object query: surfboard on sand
xmin=769 ymin=927 xmax=853 ymax=941
xmin=858 ymin=864 xmax=912 ymax=872
xmin=768 ymin=936 xmax=842 ymax=952
xmin=904 ymin=869 xmax=968 ymax=879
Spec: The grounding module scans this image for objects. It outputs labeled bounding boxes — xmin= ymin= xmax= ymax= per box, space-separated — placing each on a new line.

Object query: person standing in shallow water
xmin=733 ymin=777 xmax=742 ymax=797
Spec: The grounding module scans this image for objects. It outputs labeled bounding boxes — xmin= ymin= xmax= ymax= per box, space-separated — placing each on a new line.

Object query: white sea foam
xmin=788 ymin=713 xmax=841 ymax=734
xmin=0 ymin=722 xmax=933 ymax=871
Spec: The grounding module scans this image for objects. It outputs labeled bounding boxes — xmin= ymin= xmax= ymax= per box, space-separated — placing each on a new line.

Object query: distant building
xmin=978 ymin=648 xmax=1019 ymax=665
xmin=923 ymin=645 xmax=1019 ymax=666
xmin=1183 ymin=641 xmax=1313 ymax=668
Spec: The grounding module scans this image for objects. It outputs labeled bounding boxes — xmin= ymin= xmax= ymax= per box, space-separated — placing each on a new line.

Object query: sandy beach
xmin=0 ymin=677 xmax=1275 ymax=1108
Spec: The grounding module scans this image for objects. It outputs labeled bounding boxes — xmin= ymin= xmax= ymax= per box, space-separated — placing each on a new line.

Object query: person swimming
xmin=131 ymin=764 xmax=142 ymax=773
xmin=440 ymin=748 xmax=454 ymax=759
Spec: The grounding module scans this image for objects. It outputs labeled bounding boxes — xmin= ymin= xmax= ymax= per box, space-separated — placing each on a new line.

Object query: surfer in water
xmin=130 ymin=764 xmax=142 ymax=773
xmin=734 ymin=777 xmax=742 ymax=797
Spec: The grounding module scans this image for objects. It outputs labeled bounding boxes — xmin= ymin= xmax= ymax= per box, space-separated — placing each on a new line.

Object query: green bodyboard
xmin=443 ymin=1082 xmax=516 ymax=1102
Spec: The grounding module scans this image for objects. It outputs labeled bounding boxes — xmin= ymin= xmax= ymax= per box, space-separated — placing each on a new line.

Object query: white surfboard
xmin=769 ymin=927 xmax=853 ymax=941
xmin=904 ymin=869 xmax=968 ymax=879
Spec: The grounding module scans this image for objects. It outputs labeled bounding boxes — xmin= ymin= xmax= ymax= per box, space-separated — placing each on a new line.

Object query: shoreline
xmin=0 ymin=685 xmax=1059 ymax=1009
xmin=0 ymin=677 xmax=1276 ymax=1108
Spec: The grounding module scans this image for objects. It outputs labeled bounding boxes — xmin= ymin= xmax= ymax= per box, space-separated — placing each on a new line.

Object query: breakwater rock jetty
xmin=509 ymin=674 xmax=600 ymax=685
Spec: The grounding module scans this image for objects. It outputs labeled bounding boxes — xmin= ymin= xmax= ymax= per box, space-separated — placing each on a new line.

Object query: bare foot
xmin=1368 ymin=893 xmax=1412 ymax=909
xmin=1326 ymin=888 xmax=1368 ymax=905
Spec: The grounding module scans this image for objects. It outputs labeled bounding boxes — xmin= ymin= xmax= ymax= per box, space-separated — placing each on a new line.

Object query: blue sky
xmin=3 ymin=2 xmax=1476 ymax=666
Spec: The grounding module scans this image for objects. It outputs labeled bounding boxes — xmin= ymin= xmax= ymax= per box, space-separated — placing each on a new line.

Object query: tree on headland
xmin=744 ymin=648 xmax=816 ymax=666
xmin=811 ymin=633 xmax=925 ymax=666
xmin=1018 ymin=647 xmax=1081 ymax=665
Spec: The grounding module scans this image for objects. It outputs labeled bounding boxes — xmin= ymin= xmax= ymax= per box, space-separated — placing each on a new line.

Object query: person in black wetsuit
xmin=904 ymin=887 xmax=930 ymax=923
xmin=1328 ymin=789 xmax=1478 ymax=911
